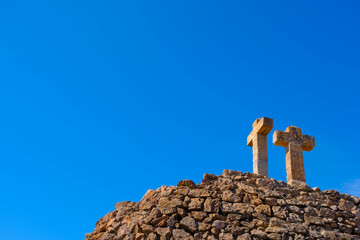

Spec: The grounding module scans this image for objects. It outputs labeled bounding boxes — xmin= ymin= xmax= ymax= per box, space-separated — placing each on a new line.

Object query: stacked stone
xmin=85 ymin=170 xmax=360 ymax=240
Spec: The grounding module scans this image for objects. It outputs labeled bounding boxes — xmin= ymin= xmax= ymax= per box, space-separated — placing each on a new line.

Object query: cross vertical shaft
xmin=252 ymin=134 xmax=268 ymax=176
xmin=285 ymin=143 xmax=305 ymax=183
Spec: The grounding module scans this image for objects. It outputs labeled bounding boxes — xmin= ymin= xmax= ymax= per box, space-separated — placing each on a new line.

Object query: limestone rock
xmin=177 ymin=180 xmax=196 ymax=189
xmin=84 ymin=170 xmax=360 ymax=240
xmin=179 ymin=216 xmax=197 ymax=233
xmin=172 ymin=229 xmax=192 ymax=239
xmin=212 ymin=220 xmax=227 ymax=230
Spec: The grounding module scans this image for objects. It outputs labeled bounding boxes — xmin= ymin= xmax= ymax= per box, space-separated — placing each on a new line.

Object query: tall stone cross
xmin=247 ymin=117 xmax=273 ymax=177
xmin=273 ymin=126 xmax=315 ymax=185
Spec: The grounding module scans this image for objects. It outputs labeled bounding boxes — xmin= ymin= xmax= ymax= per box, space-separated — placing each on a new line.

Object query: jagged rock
xmin=212 ymin=220 xmax=227 ymax=230
xmin=188 ymin=189 xmax=210 ymax=198
xmin=179 ymin=216 xmax=197 ymax=233
xmin=177 ymin=180 xmax=196 ymax=189
xmin=254 ymin=204 xmax=271 ymax=216
xmin=203 ymin=173 xmax=218 ymax=182
xmin=272 ymin=206 xmax=288 ymax=219
xmin=191 ymin=211 xmax=206 ymax=221
xmin=198 ymin=222 xmax=211 ymax=232
xmin=250 ymin=229 xmax=268 ymax=239
xmin=269 ymin=217 xmax=285 ymax=227
xmin=267 ymin=232 xmax=282 ymax=240
xmin=287 ymin=212 xmax=303 ymax=223
xmin=237 ymin=233 xmax=251 ymax=240
xmin=155 ymin=227 xmax=171 ymax=239
xmin=204 ymin=198 xmax=220 ymax=213
xmin=265 ymin=226 xmax=288 ymax=234
xmin=188 ymin=198 xmax=202 ymax=211
xmin=222 ymin=190 xmax=242 ymax=203
xmin=339 ymin=199 xmax=356 ymax=211
xmin=219 ymin=232 xmax=234 ymax=240
xmin=172 ymin=229 xmax=193 ymax=239
xmin=85 ymin=170 xmax=360 ymax=240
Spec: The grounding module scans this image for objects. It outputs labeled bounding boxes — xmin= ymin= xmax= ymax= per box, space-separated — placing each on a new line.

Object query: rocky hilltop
xmin=85 ymin=170 xmax=360 ymax=240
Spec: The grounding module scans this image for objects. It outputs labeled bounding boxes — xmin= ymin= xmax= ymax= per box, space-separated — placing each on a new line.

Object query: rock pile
xmin=85 ymin=170 xmax=360 ymax=240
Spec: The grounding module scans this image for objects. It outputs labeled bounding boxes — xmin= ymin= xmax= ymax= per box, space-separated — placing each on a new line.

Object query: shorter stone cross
xmin=273 ymin=126 xmax=315 ymax=185
xmin=247 ymin=117 xmax=273 ymax=177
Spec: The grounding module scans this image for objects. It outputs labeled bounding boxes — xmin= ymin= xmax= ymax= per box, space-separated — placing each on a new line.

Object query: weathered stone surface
xmin=188 ymin=198 xmax=202 ymax=211
xmin=269 ymin=217 xmax=285 ymax=227
xmin=247 ymin=117 xmax=273 ymax=177
xmin=212 ymin=220 xmax=227 ymax=230
xmin=287 ymin=223 xmax=307 ymax=234
xmin=266 ymin=232 xmax=282 ymax=240
xmin=198 ymin=222 xmax=211 ymax=232
xmin=85 ymin=170 xmax=360 ymax=240
xmin=203 ymin=173 xmax=218 ymax=182
xmin=222 ymin=202 xmax=236 ymax=214
xmin=191 ymin=211 xmax=206 ymax=221
xmin=237 ymin=233 xmax=251 ymax=240
xmin=156 ymin=227 xmax=171 ymax=239
xmin=339 ymin=199 xmax=355 ymax=211
xmin=222 ymin=190 xmax=242 ymax=203
xmin=172 ymin=229 xmax=192 ymax=239
xmin=204 ymin=198 xmax=220 ymax=213
xmin=158 ymin=197 xmax=185 ymax=208
xmin=287 ymin=212 xmax=303 ymax=223
xmin=188 ymin=189 xmax=210 ymax=198
xmin=179 ymin=216 xmax=197 ymax=233
xmin=272 ymin=206 xmax=288 ymax=219
xmin=273 ymin=126 xmax=315 ymax=185
xmin=219 ymin=232 xmax=234 ymax=240
xmin=254 ymin=204 xmax=271 ymax=216
xmin=98 ymin=232 xmax=116 ymax=240
xmin=140 ymin=224 xmax=154 ymax=233
xmin=177 ymin=180 xmax=196 ymax=189
xmin=251 ymin=229 xmax=268 ymax=239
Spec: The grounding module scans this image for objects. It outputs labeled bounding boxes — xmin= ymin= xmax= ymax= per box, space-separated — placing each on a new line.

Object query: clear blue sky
xmin=0 ymin=1 xmax=359 ymax=239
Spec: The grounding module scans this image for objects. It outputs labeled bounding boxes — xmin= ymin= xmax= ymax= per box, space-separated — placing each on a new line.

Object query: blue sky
xmin=0 ymin=1 xmax=359 ymax=239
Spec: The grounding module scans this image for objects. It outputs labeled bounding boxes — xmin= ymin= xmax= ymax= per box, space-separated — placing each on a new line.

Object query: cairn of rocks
xmin=85 ymin=170 xmax=360 ymax=240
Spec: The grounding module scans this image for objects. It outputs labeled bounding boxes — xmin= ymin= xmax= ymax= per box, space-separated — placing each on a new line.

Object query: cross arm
xmin=273 ymin=130 xmax=290 ymax=147
xmin=301 ymin=134 xmax=315 ymax=151
xmin=247 ymin=117 xmax=273 ymax=146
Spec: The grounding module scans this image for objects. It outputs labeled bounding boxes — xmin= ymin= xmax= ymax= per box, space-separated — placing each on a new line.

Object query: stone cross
xmin=273 ymin=126 xmax=315 ymax=185
xmin=247 ymin=117 xmax=273 ymax=177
